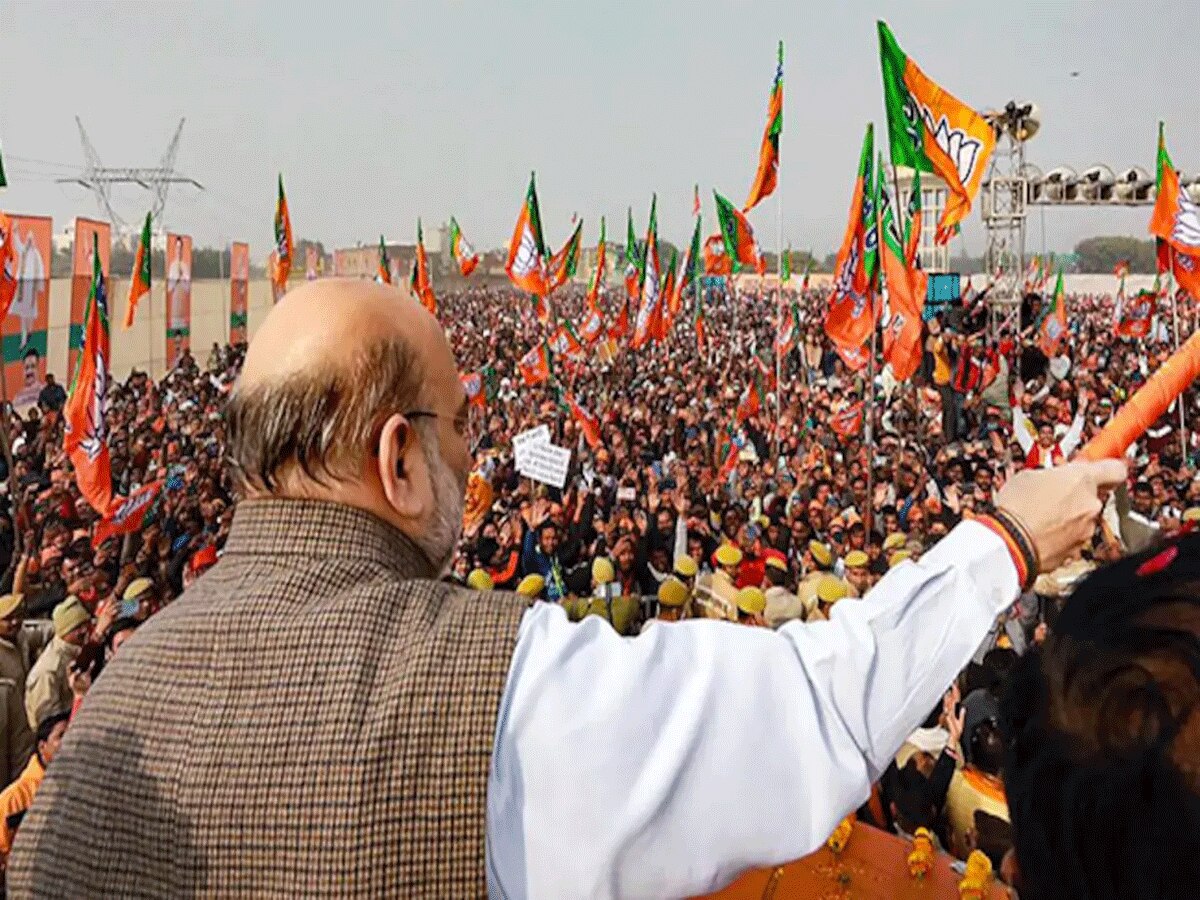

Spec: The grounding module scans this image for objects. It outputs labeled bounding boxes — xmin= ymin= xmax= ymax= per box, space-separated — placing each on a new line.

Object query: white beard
xmin=412 ymin=420 xmax=465 ymax=576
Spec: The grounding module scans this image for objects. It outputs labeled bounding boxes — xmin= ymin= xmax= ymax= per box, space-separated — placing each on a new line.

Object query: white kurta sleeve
xmin=486 ymin=521 xmax=1018 ymax=900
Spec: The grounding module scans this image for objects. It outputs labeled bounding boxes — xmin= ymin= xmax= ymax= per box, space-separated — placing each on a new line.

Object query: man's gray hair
xmin=225 ymin=336 xmax=424 ymax=493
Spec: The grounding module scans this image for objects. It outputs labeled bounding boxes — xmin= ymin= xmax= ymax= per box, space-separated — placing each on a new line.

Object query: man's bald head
xmin=226 ymin=279 xmax=459 ymax=495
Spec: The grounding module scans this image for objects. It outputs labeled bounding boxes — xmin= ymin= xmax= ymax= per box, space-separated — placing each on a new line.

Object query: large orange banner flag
xmin=3 ymin=215 xmax=51 ymax=408
xmin=70 ymin=218 xmax=110 ymax=383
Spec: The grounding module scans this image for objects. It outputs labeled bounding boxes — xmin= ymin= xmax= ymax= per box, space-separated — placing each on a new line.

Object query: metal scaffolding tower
xmin=57 ymin=116 xmax=203 ymax=228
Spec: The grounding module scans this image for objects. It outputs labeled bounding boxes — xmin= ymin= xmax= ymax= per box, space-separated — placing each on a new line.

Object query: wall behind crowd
xmin=38 ymin=277 xmax=277 ymax=387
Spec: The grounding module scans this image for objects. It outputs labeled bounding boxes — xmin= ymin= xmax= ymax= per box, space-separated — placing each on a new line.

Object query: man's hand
xmin=995 ymin=459 xmax=1128 ymax=573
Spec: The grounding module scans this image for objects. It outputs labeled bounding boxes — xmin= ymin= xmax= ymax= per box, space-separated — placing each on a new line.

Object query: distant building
xmin=887 ymin=165 xmax=950 ymax=274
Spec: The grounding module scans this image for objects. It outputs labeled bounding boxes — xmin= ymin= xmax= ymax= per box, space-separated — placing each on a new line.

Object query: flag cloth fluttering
xmin=1038 ymin=271 xmax=1068 ymax=357
xmin=800 ymin=258 xmax=811 ymax=292
xmin=825 ymin=123 xmax=879 ymax=351
xmin=410 ymin=220 xmax=437 ymax=314
xmin=1114 ymin=285 xmax=1156 ymax=339
xmin=903 ymin=169 xmax=922 ymax=267
xmin=586 ymin=216 xmax=606 ymax=308
xmin=831 ymin=402 xmax=865 ymax=437
xmin=714 ymin=191 xmax=765 ymax=274
xmin=623 ymin=207 xmax=642 ymax=303
xmin=692 ymin=184 xmax=701 ymax=217
xmin=64 ymin=234 xmax=113 ymax=515
xmin=1150 ymin=122 xmax=1200 ymax=300
xmin=461 ymin=372 xmax=487 ymax=410
xmin=632 ymin=196 xmax=663 ymax=349
xmin=775 ymin=299 xmax=802 ymax=358
xmin=879 ymin=158 xmax=927 ymax=381
xmin=122 ymin=212 xmax=152 ymax=329
xmin=781 ymin=246 xmax=792 ymax=283
xmin=568 ymin=396 xmax=602 ymax=449
xmin=663 ymin=248 xmax=680 ymax=320
xmin=745 ymin=40 xmax=783 ymax=211
xmin=92 ymin=480 xmax=163 ymax=549
xmin=518 ymin=342 xmax=552 ymax=386
xmin=703 ymin=234 xmax=732 ymax=276
xmin=549 ymin=320 xmax=585 ymax=361
xmin=737 ymin=368 xmax=767 ymax=423
xmin=0 ymin=212 xmax=17 ymax=322
xmin=878 ymin=20 xmax=996 ymax=244
xmin=546 ymin=220 xmax=583 ymax=294
xmin=717 ymin=423 xmax=740 ymax=477
xmin=449 ymin=217 xmax=480 ymax=277
xmin=376 ymin=235 xmax=392 ymax=284
xmin=272 ymin=174 xmax=292 ymax=297
xmin=680 ymin=215 xmax=705 ymax=349
xmin=505 ymin=173 xmax=550 ymax=304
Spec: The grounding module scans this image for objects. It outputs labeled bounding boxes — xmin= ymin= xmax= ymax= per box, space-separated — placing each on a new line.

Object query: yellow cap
xmin=516 ymin=574 xmax=546 ymax=598
xmin=735 ymin=586 xmax=767 ymax=615
xmin=889 ymin=550 xmax=912 ymax=569
xmin=467 ymin=569 xmax=494 ymax=591
xmin=592 ymin=557 xmax=616 ymax=585
xmin=764 ymin=554 xmax=788 ymax=572
xmin=123 ymin=577 xmax=154 ymax=603
xmin=715 ymin=543 xmax=743 ymax=567
xmin=816 ymin=576 xmax=850 ymax=605
xmin=1184 ymin=507 xmax=1200 ymax=523
xmin=883 ymin=532 xmax=908 ymax=552
xmin=657 ymin=577 xmax=688 ymax=608
xmin=843 ymin=550 xmax=869 ymax=569
xmin=0 ymin=593 xmax=24 ymax=620
xmin=673 ymin=555 xmax=698 ymax=578
xmin=808 ymin=541 xmax=833 ymax=568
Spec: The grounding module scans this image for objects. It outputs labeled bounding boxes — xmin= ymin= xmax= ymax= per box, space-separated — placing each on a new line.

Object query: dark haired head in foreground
xmin=1002 ymin=534 xmax=1200 ymax=900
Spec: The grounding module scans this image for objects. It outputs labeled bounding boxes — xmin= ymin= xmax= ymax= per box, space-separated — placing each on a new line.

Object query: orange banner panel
xmin=4 ymin=215 xmax=52 ymax=407
xmin=230 ymin=242 xmax=249 ymax=344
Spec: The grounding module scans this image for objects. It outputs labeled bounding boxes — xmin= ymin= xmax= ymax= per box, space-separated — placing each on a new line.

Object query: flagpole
xmin=865 ymin=308 xmax=878 ymax=536
xmin=1170 ymin=246 xmax=1186 ymax=460
xmin=775 ymin=173 xmax=784 ymax=464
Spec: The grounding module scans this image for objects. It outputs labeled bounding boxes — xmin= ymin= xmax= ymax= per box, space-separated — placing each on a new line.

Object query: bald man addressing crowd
xmin=9 ymin=280 xmax=1126 ymax=898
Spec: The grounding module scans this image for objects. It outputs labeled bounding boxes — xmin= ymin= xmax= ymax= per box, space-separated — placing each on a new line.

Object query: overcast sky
xmin=2 ymin=0 xmax=1196 ymax=261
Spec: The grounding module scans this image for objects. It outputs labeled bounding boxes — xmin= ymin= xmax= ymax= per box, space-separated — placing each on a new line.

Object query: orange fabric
xmin=0 ymin=754 xmax=44 ymax=862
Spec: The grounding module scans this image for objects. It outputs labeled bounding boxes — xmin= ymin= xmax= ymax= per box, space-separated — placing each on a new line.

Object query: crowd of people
xmin=0 ymin=272 xmax=1197 ymax=893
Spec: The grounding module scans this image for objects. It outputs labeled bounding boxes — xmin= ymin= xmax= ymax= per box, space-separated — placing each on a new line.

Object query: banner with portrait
xmin=165 ymin=233 xmax=193 ymax=367
xmin=230 ymin=241 xmax=249 ymax=344
xmin=70 ymin=217 xmax=111 ymax=382
xmin=4 ymin=215 xmax=52 ymax=408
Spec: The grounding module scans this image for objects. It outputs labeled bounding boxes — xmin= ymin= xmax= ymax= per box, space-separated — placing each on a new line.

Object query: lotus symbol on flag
xmin=920 ymin=108 xmax=983 ymax=188
xmin=1173 ymin=190 xmax=1200 ymax=249
xmin=82 ymin=351 xmax=108 ymax=462
xmin=513 ymin=225 xmax=540 ymax=277
xmin=834 ymin=236 xmax=862 ymax=300
xmin=1046 ymin=318 xmax=1063 ymax=342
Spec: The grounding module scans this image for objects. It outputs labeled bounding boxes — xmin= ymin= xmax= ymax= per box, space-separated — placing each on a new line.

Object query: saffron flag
xmin=92 ymin=479 xmax=163 ymax=548
xmin=376 ymin=235 xmax=391 ymax=284
xmin=64 ymin=233 xmax=113 ymax=514
xmin=776 ymin=299 xmax=802 ymax=357
xmin=623 ymin=207 xmax=641 ymax=302
xmin=703 ymin=234 xmax=732 ymax=276
xmin=878 ymin=21 xmax=996 ymax=244
xmin=505 ymin=172 xmax=549 ymax=299
xmin=461 ymin=372 xmax=486 ymax=409
xmin=123 ymin=212 xmax=152 ymax=329
xmin=903 ymin=169 xmax=922 ymax=267
xmin=1113 ymin=259 xmax=1130 ymax=279
xmin=830 ymin=401 xmax=865 ymax=438
xmin=449 ymin=217 xmax=480 ymax=277
xmin=272 ymin=174 xmax=292 ymax=299
xmin=230 ymin=242 xmax=249 ymax=344
xmin=825 ymin=123 xmax=880 ymax=351
xmin=410 ymin=220 xmax=437 ymax=314
xmin=663 ymin=248 xmax=680 ymax=320
xmin=834 ymin=341 xmax=869 ymax=372
xmin=632 ymin=195 xmax=663 ymax=349
xmin=518 ymin=342 xmax=552 ymax=386
xmin=0 ymin=212 xmax=16 ymax=323
xmin=737 ymin=369 xmax=767 ymax=423
xmin=682 ymin=216 xmax=705 ymax=349
xmin=1038 ymin=271 xmax=1068 ymax=357
xmin=714 ymin=191 xmax=766 ymax=274
xmin=1150 ymin=122 xmax=1200 ymax=300
xmin=586 ymin=216 xmax=606 ymax=308
xmin=716 ymin=423 xmax=740 ymax=477
xmin=1114 ymin=286 xmax=1155 ymax=339
xmin=745 ymin=40 xmax=783 ymax=211
xmin=800 ymin=258 xmax=811 ymax=292
xmin=547 ymin=219 xmax=583 ymax=293
xmin=580 ymin=299 xmax=605 ymax=344
xmin=879 ymin=160 xmax=926 ymax=381
xmin=549 ymin=320 xmax=585 ymax=360
xmin=568 ymin=396 xmax=602 ymax=449
xmin=692 ymin=184 xmax=701 ymax=217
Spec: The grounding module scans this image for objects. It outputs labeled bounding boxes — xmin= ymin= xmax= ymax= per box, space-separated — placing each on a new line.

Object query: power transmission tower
xmin=58 ymin=116 xmax=203 ymax=228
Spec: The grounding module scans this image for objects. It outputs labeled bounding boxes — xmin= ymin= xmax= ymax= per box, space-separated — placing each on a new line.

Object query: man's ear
xmin=377 ymin=412 xmax=427 ymax=519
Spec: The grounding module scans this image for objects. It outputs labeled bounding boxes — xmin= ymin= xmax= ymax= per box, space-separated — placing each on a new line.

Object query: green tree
xmin=1073 ymin=236 xmax=1157 ymax=274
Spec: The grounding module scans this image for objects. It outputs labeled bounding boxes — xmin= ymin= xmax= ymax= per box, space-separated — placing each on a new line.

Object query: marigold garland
xmin=826 ymin=815 xmax=854 ymax=854
xmin=959 ymin=849 xmax=993 ymax=899
xmin=907 ymin=827 xmax=934 ymax=878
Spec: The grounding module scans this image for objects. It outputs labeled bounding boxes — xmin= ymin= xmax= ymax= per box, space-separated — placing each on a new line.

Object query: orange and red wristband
xmin=975 ymin=511 xmax=1039 ymax=593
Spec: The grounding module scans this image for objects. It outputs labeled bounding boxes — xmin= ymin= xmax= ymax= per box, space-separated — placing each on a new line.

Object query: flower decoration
xmin=826 ymin=815 xmax=854 ymax=854
xmin=907 ymin=827 xmax=934 ymax=879
xmin=959 ymin=849 xmax=993 ymax=899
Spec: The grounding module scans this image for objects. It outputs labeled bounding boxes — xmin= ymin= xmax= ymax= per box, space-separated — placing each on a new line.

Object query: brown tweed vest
xmin=8 ymin=499 xmax=529 ymax=898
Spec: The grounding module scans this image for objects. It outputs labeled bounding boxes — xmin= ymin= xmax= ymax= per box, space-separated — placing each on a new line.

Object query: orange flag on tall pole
xmin=1150 ymin=121 xmax=1200 ymax=300
xmin=272 ymin=174 xmax=292 ymax=299
xmin=123 ymin=212 xmax=152 ymax=329
xmin=825 ymin=124 xmax=880 ymax=351
xmin=505 ymin=172 xmax=550 ymax=301
xmin=63 ymin=234 xmax=113 ymax=514
xmin=0 ymin=211 xmax=17 ymax=322
xmin=410 ymin=220 xmax=437 ymax=314
xmin=745 ymin=41 xmax=783 ymax=211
